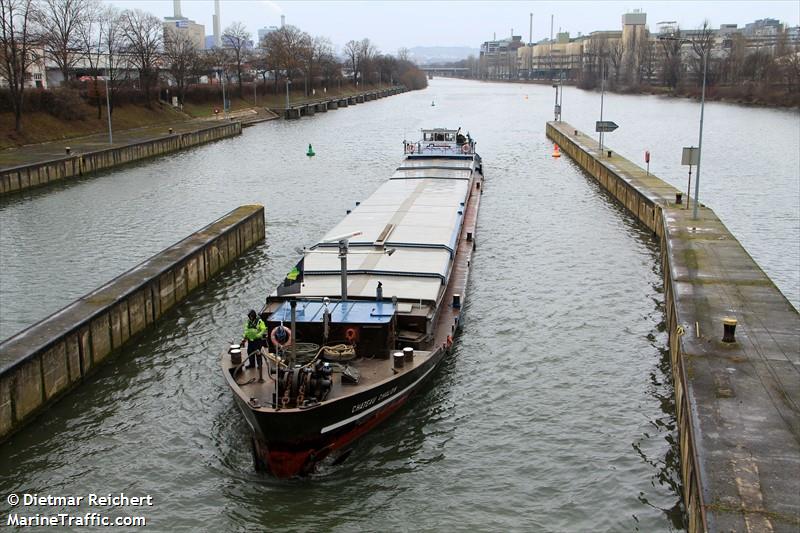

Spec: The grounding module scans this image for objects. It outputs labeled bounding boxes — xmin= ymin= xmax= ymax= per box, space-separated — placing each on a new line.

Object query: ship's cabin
xmin=264 ymin=299 xmax=398 ymax=359
xmin=422 ymin=128 xmax=467 ymax=145
xmin=408 ymin=128 xmax=473 ymax=156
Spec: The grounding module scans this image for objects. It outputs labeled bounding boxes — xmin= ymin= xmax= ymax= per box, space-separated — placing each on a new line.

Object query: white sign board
xmin=681 ymin=147 xmax=700 ymax=166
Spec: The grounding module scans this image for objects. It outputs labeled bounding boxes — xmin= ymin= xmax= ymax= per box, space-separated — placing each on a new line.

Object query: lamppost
xmin=660 ymin=34 xmax=708 ymax=220
xmin=103 ymin=76 xmax=112 ymax=144
xmin=598 ymin=57 xmax=606 ymax=153
xmin=220 ymin=70 xmax=228 ymax=118
xmin=285 ymin=78 xmax=291 ymax=109
xmin=552 ymin=82 xmax=559 ymax=121
xmin=693 ymin=45 xmax=708 ymax=220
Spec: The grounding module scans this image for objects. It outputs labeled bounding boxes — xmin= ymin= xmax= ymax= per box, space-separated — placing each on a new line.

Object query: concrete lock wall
xmin=547 ymin=122 xmax=706 ymax=529
xmin=547 ymin=121 xmax=800 ymax=533
xmin=0 ymin=204 xmax=265 ymax=442
xmin=0 ymin=122 xmax=242 ymax=196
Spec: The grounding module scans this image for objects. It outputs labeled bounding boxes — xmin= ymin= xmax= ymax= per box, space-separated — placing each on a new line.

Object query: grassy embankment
xmin=0 ymin=103 xmax=185 ymax=150
xmin=0 ymin=83 xmax=395 ymax=150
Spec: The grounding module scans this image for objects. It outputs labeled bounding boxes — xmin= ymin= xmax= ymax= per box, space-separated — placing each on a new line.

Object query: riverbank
xmin=0 ymin=83 xmax=402 ymax=150
xmin=452 ymin=76 xmax=799 ymax=108
xmin=0 ymin=121 xmax=243 ymax=195
xmin=0 ymin=85 xmax=407 ymax=195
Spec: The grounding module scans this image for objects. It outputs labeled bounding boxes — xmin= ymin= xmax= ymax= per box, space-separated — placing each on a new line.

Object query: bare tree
xmin=358 ymin=37 xmax=377 ymax=83
xmin=779 ymin=42 xmax=800 ymax=93
xmin=0 ymin=0 xmax=38 ymax=131
xmin=637 ymin=36 xmax=655 ymax=85
xmin=264 ymin=25 xmax=306 ymax=94
xmin=37 ymin=0 xmax=96 ymax=86
xmin=396 ymin=47 xmax=409 ymax=62
xmin=251 ymin=41 xmax=272 ymax=89
xmin=163 ymin=28 xmax=197 ymax=105
xmin=659 ymin=28 xmax=683 ymax=90
xmin=120 ymin=8 xmax=161 ymax=105
xmin=579 ymin=33 xmax=609 ymax=89
xmin=300 ymin=35 xmax=331 ymax=96
xmin=721 ymin=33 xmax=747 ymax=85
xmin=76 ymin=0 xmax=106 ymax=118
xmin=689 ymin=21 xmax=714 ymax=87
xmin=343 ymin=39 xmax=360 ymax=85
xmin=608 ymin=38 xmax=623 ymax=83
xmin=222 ymin=21 xmax=250 ymax=97
xmin=102 ymin=5 xmax=125 ymax=113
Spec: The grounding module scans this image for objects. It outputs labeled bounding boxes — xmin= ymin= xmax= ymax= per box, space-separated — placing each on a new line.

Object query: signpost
xmin=595 ymin=121 xmax=619 ymax=132
xmin=596 ymin=120 xmax=618 ymax=157
xmin=681 ymin=147 xmax=700 ymax=210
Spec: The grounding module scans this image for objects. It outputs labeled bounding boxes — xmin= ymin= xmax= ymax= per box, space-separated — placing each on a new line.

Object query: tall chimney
xmin=213 ymin=0 xmax=221 ymax=47
xmin=529 ymin=12 xmax=533 ymax=45
xmin=173 ymin=0 xmax=181 ymax=18
xmin=281 ymin=14 xmax=285 ymax=27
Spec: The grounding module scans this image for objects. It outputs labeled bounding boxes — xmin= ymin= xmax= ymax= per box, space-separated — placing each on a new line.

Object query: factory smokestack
xmin=213 ymin=0 xmax=221 ymax=47
xmin=281 ymin=14 xmax=285 ymax=27
xmin=173 ymin=0 xmax=182 ymax=18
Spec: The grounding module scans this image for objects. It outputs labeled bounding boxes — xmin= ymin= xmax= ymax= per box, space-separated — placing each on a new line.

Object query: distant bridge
xmin=420 ymin=67 xmax=470 ymax=77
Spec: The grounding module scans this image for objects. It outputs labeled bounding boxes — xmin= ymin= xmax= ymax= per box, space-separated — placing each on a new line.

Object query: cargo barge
xmin=222 ymin=128 xmax=484 ymax=477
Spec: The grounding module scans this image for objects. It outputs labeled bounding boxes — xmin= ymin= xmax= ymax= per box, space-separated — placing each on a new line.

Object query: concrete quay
xmin=0 ymin=205 xmax=265 ymax=443
xmin=278 ymin=86 xmax=407 ymax=119
xmin=547 ymin=121 xmax=799 ymax=533
xmin=0 ymin=121 xmax=242 ymax=196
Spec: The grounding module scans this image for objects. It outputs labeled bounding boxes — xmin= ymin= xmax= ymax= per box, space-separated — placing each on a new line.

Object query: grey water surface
xmin=1 ymin=78 xmax=797 ymax=531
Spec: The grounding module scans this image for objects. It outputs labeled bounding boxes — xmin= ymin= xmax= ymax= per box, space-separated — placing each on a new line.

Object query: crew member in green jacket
xmin=243 ymin=309 xmax=267 ymax=369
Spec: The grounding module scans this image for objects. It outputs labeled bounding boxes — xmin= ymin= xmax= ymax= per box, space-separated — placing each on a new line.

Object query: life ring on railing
xmin=406 ymin=143 xmax=415 ymax=153
xmin=461 ymin=144 xmax=470 ymax=154
xmin=271 ymin=325 xmax=292 ymax=347
xmin=344 ymin=327 xmax=359 ymax=343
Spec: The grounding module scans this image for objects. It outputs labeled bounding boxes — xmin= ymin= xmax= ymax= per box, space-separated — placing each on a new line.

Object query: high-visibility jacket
xmin=244 ymin=318 xmax=267 ymax=341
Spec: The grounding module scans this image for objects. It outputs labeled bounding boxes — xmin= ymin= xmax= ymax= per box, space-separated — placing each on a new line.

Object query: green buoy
xmin=306 ymin=143 xmax=315 ymax=157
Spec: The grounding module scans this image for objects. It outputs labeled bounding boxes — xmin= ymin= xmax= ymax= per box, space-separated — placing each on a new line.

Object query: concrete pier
xmin=0 ymin=122 xmax=241 ymax=196
xmin=547 ymin=121 xmax=799 ymax=532
xmin=0 ymin=205 xmax=265 ymax=443
xmin=280 ymin=87 xmax=406 ymax=119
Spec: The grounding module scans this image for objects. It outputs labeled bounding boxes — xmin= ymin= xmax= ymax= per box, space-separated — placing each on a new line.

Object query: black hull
xmin=231 ymin=346 xmax=447 ymax=477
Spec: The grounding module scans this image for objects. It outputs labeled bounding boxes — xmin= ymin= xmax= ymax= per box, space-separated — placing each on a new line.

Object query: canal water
xmin=0 ymin=78 xmax=796 ymax=530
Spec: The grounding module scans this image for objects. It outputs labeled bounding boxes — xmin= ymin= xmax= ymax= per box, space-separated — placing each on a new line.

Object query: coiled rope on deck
xmin=321 ymin=344 xmax=357 ymax=362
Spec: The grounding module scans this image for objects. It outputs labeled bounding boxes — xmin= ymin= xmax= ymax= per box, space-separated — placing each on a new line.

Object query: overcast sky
xmin=107 ymin=0 xmax=800 ymax=54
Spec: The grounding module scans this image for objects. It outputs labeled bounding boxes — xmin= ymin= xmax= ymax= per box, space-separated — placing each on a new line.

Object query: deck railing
xmin=404 ymin=141 xmax=475 ymax=156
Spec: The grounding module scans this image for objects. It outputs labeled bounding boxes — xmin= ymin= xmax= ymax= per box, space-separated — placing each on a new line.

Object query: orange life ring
xmin=446 ymin=335 xmax=453 ymax=348
xmin=461 ymin=144 xmax=470 ymax=154
xmin=271 ymin=325 xmax=292 ymax=347
xmin=407 ymin=144 xmax=415 ymax=153
xmin=345 ymin=327 xmax=358 ymax=343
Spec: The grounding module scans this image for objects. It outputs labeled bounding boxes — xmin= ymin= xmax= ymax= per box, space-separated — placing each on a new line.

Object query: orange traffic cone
xmin=552 ymin=144 xmax=561 ymax=158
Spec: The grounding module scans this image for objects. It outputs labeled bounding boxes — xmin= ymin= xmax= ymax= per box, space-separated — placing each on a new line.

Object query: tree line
xmin=450 ymin=21 xmax=799 ymax=104
xmin=1 ymin=0 xmax=427 ymax=133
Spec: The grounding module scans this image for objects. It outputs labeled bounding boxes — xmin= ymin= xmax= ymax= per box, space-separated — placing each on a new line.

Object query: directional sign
xmin=595 ymin=121 xmax=619 ymax=133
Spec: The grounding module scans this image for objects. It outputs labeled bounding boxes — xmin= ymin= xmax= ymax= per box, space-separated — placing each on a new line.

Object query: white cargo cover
xmin=283 ymin=155 xmax=475 ymax=303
